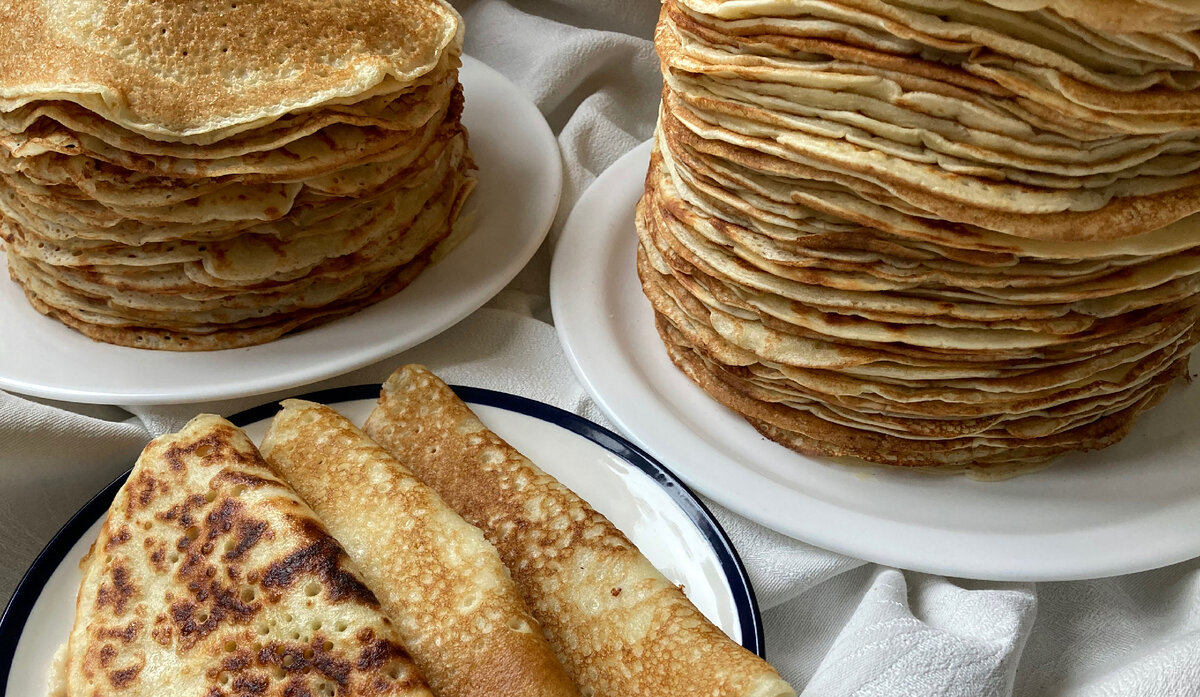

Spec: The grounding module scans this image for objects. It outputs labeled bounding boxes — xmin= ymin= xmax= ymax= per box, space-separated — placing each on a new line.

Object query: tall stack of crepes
xmin=0 ymin=0 xmax=474 ymax=350
xmin=640 ymin=0 xmax=1200 ymax=469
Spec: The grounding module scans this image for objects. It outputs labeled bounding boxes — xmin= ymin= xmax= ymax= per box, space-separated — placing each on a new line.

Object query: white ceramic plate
xmin=551 ymin=140 xmax=1200 ymax=582
xmin=0 ymin=56 xmax=561 ymax=405
xmin=0 ymin=385 xmax=762 ymax=694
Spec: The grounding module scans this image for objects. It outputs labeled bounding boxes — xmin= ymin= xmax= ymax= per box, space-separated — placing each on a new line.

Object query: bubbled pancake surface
xmin=0 ymin=0 xmax=461 ymax=140
xmin=260 ymin=401 xmax=580 ymax=697
xmin=364 ymin=364 xmax=796 ymax=697
xmin=56 ymin=414 xmax=433 ymax=697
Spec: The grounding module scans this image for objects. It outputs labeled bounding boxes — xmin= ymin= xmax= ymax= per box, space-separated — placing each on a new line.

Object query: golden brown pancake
xmin=54 ymin=414 xmax=433 ymax=697
xmin=364 ymin=364 xmax=796 ymax=697
xmin=0 ymin=0 xmax=461 ymax=141
xmin=0 ymin=0 xmax=476 ymax=350
xmin=260 ymin=400 xmax=580 ymax=697
xmin=636 ymin=0 xmax=1200 ymax=469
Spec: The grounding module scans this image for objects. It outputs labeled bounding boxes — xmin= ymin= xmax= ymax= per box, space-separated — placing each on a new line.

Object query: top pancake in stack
xmin=0 ymin=0 xmax=475 ymax=350
xmin=641 ymin=0 xmax=1200 ymax=469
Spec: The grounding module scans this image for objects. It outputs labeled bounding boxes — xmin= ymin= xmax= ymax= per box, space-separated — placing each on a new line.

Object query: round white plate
xmin=551 ymin=140 xmax=1200 ymax=582
xmin=0 ymin=56 xmax=562 ymax=405
xmin=0 ymin=385 xmax=762 ymax=695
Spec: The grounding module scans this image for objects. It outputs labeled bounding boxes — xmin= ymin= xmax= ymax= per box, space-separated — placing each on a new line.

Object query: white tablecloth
xmin=3 ymin=2 xmax=1199 ymax=695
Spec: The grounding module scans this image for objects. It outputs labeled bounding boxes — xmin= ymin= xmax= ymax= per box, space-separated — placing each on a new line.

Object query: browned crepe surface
xmin=260 ymin=400 xmax=580 ymax=697
xmin=53 ymin=414 xmax=432 ymax=697
xmin=363 ymin=364 xmax=795 ymax=697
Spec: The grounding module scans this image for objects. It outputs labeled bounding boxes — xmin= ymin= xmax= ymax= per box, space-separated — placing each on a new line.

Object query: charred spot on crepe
xmin=52 ymin=414 xmax=435 ymax=697
xmin=259 ymin=518 xmax=380 ymax=607
xmin=94 ymin=563 xmax=136 ymax=616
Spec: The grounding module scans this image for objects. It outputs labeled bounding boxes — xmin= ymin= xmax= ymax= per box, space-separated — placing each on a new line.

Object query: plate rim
xmin=0 ymin=54 xmax=563 ymax=406
xmin=550 ymin=138 xmax=1200 ymax=582
xmin=0 ymin=384 xmax=765 ymax=691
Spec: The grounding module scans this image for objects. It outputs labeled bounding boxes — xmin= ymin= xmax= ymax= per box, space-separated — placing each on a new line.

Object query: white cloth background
xmin=3 ymin=1 xmax=1200 ymax=695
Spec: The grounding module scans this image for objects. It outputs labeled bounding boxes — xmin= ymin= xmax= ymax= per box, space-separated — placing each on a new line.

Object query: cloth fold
xmin=2 ymin=1 xmax=1200 ymax=695
xmin=799 ymin=570 xmax=1036 ymax=697
xmin=0 ymin=391 xmax=148 ymax=580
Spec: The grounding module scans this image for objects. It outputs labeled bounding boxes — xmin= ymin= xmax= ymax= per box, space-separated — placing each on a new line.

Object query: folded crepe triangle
xmin=50 ymin=414 xmax=432 ymax=697
xmin=260 ymin=399 xmax=580 ymax=697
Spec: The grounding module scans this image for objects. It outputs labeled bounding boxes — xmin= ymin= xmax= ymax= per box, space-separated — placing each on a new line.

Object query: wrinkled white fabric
xmin=0 ymin=391 xmax=148 ymax=583
xmin=2 ymin=1 xmax=1199 ymax=695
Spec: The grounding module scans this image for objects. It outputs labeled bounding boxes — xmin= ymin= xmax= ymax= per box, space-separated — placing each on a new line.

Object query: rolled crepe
xmin=364 ymin=365 xmax=795 ymax=697
xmin=260 ymin=400 xmax=579 ymax=697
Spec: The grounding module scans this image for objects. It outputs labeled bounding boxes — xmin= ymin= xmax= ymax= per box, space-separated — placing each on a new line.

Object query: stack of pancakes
xmin=640 ymin=0 xmax=1200 ymax=469
xmin=0 ymin=0 xmax=474 ymax=350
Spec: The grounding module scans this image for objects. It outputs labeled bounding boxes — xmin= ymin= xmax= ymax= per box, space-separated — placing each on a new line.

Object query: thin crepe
xmin=259 ymin=400 xmax=580 ymax=697
xmin=637 ymin=0 xmax=1200 ymax=469
xmin=0 ymin=0 xmax=462 ymax=140
xmin=51 ymin=414 xmax=432 ymax=697
xmin=0 ymin=1 xmax=476 ymax=350
xmin=363 ymin=364 xmax=795 ymax=697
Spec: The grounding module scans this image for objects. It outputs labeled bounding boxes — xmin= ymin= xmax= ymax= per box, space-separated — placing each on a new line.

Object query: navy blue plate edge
xmin=448 ymin=385 xmax=767 ymax=658
xmin=0 ymin=465 xmax=129 ymax=690
xmin=0 ymin=383 xmax=766 ymax=690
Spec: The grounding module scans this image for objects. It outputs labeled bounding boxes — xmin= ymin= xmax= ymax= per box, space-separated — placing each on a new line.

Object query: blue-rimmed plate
xmin=0 ymin=385 xmax=763 ymax=695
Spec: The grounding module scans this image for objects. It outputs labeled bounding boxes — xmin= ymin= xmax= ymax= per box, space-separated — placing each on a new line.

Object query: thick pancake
xmin=57 ymin=414 xmax=432 ymax=697
xmin=260 ymin=401 xmax=580 ymax=697
xmin=363 ymin=364 xmax=795 ymax=697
